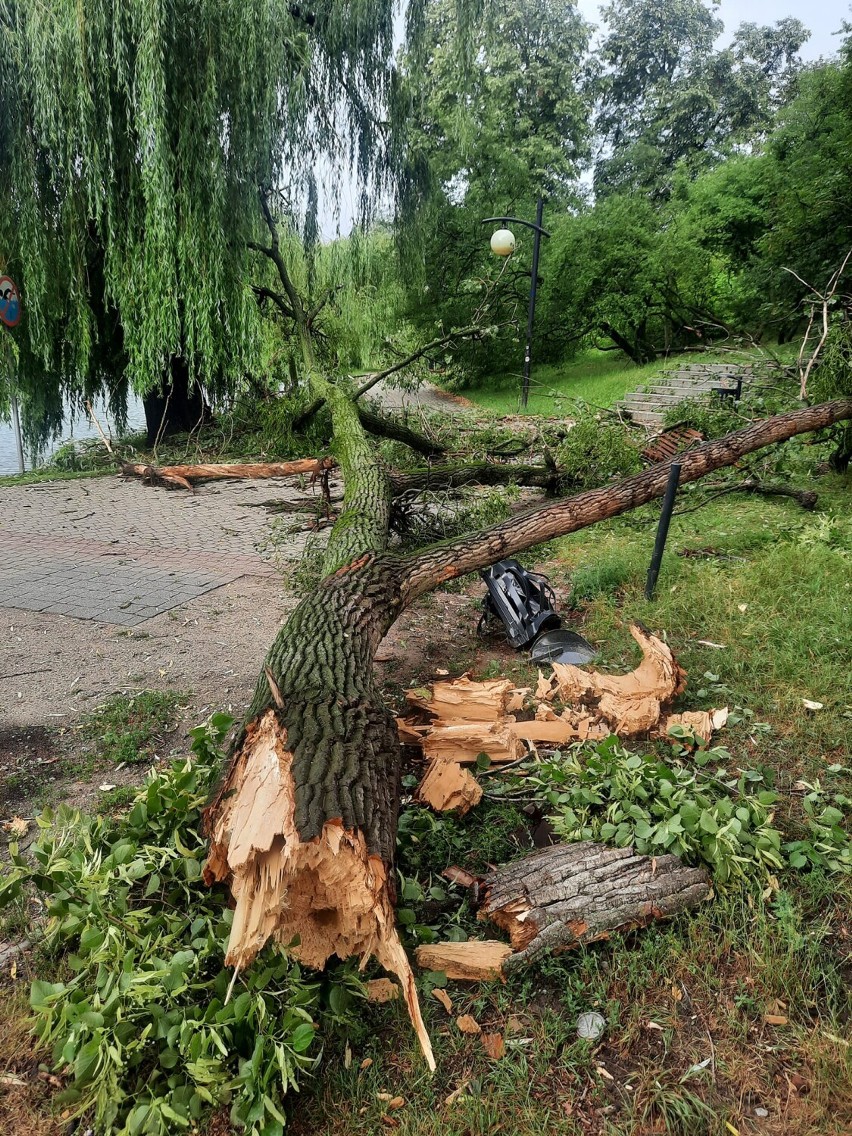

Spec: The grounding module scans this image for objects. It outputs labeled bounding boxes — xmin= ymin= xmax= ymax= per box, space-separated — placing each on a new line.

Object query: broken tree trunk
xmin=478 ymin=843 xmax=710 ymax=969
xmin=203 ymin=197 xmax=852 ymax=1073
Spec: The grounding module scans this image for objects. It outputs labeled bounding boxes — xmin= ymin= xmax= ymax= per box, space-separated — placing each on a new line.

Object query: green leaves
xmin=0 ymin=717 xmax=322 ymax=1136
xmin=539 ymin=738 xmax=836 ymax=883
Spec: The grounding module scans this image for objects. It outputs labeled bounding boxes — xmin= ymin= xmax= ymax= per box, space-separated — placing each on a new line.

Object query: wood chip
xmin=377 ymin=1092 xmax=393 ymax=1101
xmin=406 ymin=675 xmax=516 ymax=721
xmin=456 ymin=1014 xmax=482 ymax=1035
xmin=414 ymin=759 xmax=482 ymax=815
xmin=442 ymin=865 xmax=479 ymax=889
xmin=366 ymin=978 xmax=400 ymax=1003
xmin=360 ymin=1058 xmax=373 ymax=1070
xmin=388 ymin=1096 xmax=405 ymax=1110
xmin=431 ymin=987 xmax=453 ymax=1014
xmin=415 ymin=940 xmax=512 ymax=981
xmin=481 ymin=1032 xmax=505 ymax=1059
xmin=380 ymin=1115 xmax=399 ymax=1128
xmin=764 ymin=1013 xmax=788 ymax=1026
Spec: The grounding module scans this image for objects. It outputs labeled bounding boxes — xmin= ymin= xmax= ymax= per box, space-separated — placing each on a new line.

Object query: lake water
xmin=0 ymin=394 xmax=147 ymax=475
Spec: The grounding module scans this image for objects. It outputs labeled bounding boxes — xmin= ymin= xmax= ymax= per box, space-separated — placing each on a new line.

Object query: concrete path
xmin=0 ymin=476 xmax=320 ymax=728
xmin=0 ymin=380 xmax=474 ymax=732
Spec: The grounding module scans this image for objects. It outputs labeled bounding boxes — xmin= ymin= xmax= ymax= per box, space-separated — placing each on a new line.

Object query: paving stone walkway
xmin=0 ymin=477 xmax=286 ymax=626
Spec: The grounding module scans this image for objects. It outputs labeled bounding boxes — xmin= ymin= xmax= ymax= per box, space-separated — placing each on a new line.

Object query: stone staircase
xmin=616 ymin=363 xmax=755 ymax=429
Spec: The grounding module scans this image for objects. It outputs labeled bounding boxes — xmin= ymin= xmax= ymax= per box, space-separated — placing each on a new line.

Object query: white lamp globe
xmin=490 ymin=228 xmax=516 ymax=257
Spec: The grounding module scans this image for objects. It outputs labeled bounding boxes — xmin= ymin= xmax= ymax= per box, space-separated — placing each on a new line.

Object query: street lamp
xmin=482 ymin=195 xmax=550 ymax=410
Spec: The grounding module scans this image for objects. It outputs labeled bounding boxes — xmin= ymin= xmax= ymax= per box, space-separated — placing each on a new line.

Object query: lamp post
xmin=482 ymin=195 xmax=550 ymax=410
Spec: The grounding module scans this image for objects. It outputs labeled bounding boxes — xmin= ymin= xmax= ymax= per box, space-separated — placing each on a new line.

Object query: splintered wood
xmin=414 ymin=940 xmax=514 ymax=981
xmin=203 ymin=711 xmax=435 ymax=1071
xmin=401 ymin=625 xmax=727 ymax=813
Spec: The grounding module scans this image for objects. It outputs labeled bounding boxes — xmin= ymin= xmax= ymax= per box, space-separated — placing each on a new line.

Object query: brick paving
xmin=0 ymin=477 xmax=286 ymax=626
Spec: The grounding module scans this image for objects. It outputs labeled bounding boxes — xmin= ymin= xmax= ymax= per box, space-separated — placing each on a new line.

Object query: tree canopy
xmin=0 ymin=0 xmax=434 ymax=441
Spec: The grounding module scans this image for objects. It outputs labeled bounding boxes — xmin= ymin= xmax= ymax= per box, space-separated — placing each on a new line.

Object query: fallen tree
xmin=197 ymin=189 xmax=852 ymax=1073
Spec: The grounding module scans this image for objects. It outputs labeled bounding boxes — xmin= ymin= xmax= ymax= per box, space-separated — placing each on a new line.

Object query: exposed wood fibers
xmin=402 ymin=626 xmax=727 ymax=815
xmin=204 ymin=711 xmax=435 ymax=1071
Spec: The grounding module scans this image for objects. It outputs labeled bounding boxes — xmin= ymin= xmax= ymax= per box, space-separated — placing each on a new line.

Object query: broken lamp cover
xmin=529 ymin=629 xmax=597 ymax=666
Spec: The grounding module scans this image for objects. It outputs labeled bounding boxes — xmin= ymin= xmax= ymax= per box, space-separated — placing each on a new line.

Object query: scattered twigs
xmin=85 ymin=400 xmax=115 ymax=455
xmin=672 ymin=477 xmax=818 ymax=517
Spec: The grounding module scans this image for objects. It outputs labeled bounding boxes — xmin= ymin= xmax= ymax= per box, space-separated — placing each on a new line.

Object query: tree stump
xmin=479 ymin=843 xmax=710 ymax=969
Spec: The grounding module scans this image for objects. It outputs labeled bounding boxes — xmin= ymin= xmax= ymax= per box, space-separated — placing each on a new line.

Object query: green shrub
xmin=662 ymin=391 xmax=744 ymax=437
xmin=0 ymin=716 xmax=327 ymax=1136
xmin=556 ymin=411 xmax=642 ymax=489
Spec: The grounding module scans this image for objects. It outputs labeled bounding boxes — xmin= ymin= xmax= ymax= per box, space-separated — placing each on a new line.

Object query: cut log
xmin=121 ymin=457 xmax=336 ymax=489
xmin=406 ymin=676 xmax=517 ymax=722
xmin=478 ymin=843 xmax=710 ymax=969
xmin=414 ymin=941 xmax=513 ymax=981
xmin=414 ymin=759 xmax=483 ymax=815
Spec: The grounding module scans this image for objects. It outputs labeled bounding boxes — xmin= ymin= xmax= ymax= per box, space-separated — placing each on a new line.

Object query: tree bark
xmin=478 ymin=843 xmax=710 ymax=970
xmin=142 ymin=356 xmax=209 ymax=445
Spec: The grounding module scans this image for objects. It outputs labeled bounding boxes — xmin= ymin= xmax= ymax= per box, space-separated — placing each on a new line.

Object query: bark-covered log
xmin=389 ymin=462 xmax=564 ymax=495
xmin=400 ymin=399 xmax=852 ymax=601
xmin=356 ymin=406 xmax=445 ymax=457
xmin=478 ymin=843 xmax=710 ymax=969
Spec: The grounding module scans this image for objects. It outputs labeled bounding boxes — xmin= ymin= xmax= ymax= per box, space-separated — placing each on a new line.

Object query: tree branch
xmin=399 ymin=398 xmax=852 ymax=603
xmin=292 ymin=324 xmax=487 ymax=430
xmin=250 ymin=284 xmax=295 ymax=320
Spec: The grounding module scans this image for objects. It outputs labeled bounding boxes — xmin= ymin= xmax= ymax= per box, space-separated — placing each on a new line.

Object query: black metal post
xmin=645 ymin=462 xmax=682 ymax=600
xmin=521 ymin=195 xmax=544 ymax=410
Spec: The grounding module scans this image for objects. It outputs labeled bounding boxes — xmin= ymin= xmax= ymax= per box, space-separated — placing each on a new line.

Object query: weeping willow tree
xmin=0 ymin=0 xmax=420 ymax=446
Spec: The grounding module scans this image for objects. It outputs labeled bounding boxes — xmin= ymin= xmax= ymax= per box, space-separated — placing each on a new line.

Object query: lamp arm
xmin=481 ymin=216 xmax=551 ymax=238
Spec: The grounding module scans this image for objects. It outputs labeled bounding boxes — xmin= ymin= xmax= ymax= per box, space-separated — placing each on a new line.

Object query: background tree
xmin=396 ymin=0 xmax=591 ymax=379
xmin=593 ymin=0 xmax=809 ymax=197
xmin=0 ymin=0 xmax=420 ymax=445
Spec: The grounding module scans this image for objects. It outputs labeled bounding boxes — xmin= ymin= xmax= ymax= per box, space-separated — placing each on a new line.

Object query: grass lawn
xmin=291 ymin=475 xmax=852 ymax=1136
xmin=460 ymin=346 xmax=797 ymax=416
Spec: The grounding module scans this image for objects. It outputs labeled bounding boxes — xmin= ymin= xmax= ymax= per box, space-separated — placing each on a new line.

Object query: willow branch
xmin=292 ymin=324 xmax=485 ymax=430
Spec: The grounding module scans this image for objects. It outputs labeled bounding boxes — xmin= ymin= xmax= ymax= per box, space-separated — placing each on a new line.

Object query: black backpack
xmin=477 ymin=559 xmax=561 ymax=648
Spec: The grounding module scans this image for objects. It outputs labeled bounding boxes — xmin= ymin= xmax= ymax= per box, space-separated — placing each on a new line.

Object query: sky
xmin=320 ymin=0 xmax=849 ymax=236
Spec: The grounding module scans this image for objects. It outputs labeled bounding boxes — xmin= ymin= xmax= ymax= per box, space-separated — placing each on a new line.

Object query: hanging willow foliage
xmin=0 ymin=0 xmax=453 ymax=441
